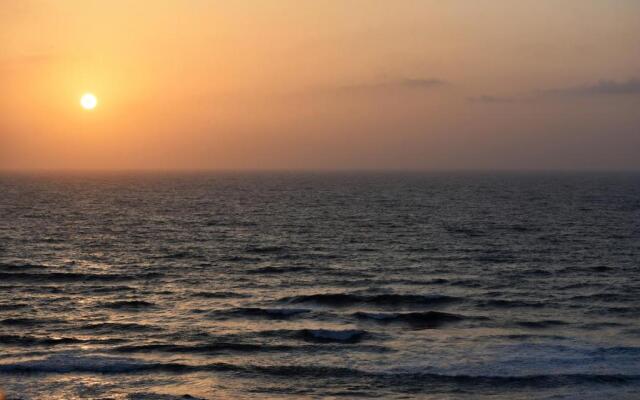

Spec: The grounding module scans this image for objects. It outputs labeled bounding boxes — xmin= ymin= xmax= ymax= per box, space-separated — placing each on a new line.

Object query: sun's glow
xmin=80 ymin=93 xmax=98 ymax=110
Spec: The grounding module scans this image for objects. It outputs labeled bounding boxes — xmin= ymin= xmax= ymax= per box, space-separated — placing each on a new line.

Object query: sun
xmin=80 ymin=93 xmax=98 ymax=110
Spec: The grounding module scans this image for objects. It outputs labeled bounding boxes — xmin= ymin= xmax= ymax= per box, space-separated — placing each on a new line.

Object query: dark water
xmin=1 ymin=172 xmax=639 ymax=399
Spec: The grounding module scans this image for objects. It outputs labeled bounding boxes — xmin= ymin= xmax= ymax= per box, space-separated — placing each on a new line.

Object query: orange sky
xmin=1 ymin=0 xmax=640 ymax=170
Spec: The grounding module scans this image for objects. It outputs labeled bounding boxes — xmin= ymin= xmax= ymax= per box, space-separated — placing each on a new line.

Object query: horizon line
xmin=1 ymin=167 xmax=640 ymax=174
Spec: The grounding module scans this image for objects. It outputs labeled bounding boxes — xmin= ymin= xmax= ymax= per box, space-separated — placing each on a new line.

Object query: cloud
xmin=467 ymin=95 xmax=518 ymax=104
xmin=542 ymin=78 xmax=640 ymax=98
xmin=335 ymin=78 xmax=447 ymax=93
xmin=470 ymin=78 xmax=640 ymax=105
xmin=395 ymin=78 xmax=447 ymax=88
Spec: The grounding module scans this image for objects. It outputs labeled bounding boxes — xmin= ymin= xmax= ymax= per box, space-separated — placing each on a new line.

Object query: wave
xmin=579 ymin=322 xmax=625 ymax=330
xmin=515 ymin=320 xmax=570 ymax=329
xmin=256 ymin=328 xmax=369 ymax=343
xmin=0 ymin=354 xmax=209 ymax=374
xmin=280 ymin=292 xmax=460 ymax=307
xmin=490 ymin=334 xmax=569 ymax=341
xmin=78 ymin=322 xmax=157 ymax=332
xmin=210 ymin=307 xmax=311 ymax=320
xmin=476 ymin=299 xmax=546 ymax=309
xmin=506 ymin=268 xmax=553 ymax=277
xmin=100 ymin=300 xmax=155 ymax=310
xmin=190 ymin=291 xmax=251 ymax=299
xmin=473 ymin=255 xmax=517 ymax=264
xmin=446 ymin=279 xmax=484 ymax=288
xmin=559 ymin=265 xmax=615 ymax=274
xmin=0 ymin=355 xmax=353 ymax=376
xmin=0 ymin=334 xmax=83 ymax=346
xmin=0 ymin=263 xmax=47 ymax=271
xmin=568 ymin=292 xmax=634 ymax=302
xmin=253 ymin=328 xmax=371 ymax=343
xmin=598 ymin=306 xmax=640 ymax=315
xmin=246 ymin=266 xmax=310 ymax=274
xmin=85 ymin=285 xmax=137 ymax=294
xmin=245 ymin=245 xmax=287 ymax=254
xmin=353 ymin=311 xmax=472 ymax=329
xmin=589 ymin=346 xmax=640 ymax=357
xmin=205 ymin=220 xmax=256 ymax=228
xmin=0 ymin=303 xmax=29 ymax=311
xmin=0 ymin=317 xmax=67 ymax=327
xmin=0 ymin=271 xmax=162 ymax=283
xmin=218 ymin=255 xmax=260 ymax=262
xmin=444 ymin=226 xmax=486 ymax=237
xmin=112 ymin=342 xmax=293 ymax=354
xmin=1 ymin=354 xmax=637 ymax=389
xmin=241 ymin=367 xmax=640 ymax=387
xmin=152 ymin=251 xmax=198 ymax=260
xmin=0 ymin=354 xmax=353 ymax=376
xmin=128 ymin=393 xmax=205 ymax=400
xmin=296 ymin=329 xmax=367 ymax=343
xmin=112 ymin=333 xmax=377 ymax=354
xmin=589 ymin=266 xmax=614 ymax=272
xmin=388 ymin=278 xmax=451 ymax=285
xmin=623 ymin=328 xmax=640 ymax=337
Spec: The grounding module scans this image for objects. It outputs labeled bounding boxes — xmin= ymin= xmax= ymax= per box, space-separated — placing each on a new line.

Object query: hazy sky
xmin=1 ymin=0 xmax=639 ymax=170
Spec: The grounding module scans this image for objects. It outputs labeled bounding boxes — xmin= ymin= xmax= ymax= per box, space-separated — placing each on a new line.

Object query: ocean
xmin=0 ymin=172 xmax=639 ymax=399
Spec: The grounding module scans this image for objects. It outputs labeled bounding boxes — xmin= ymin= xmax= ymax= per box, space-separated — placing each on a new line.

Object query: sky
xmin=1 ymin=0 xmax=639 ymax=170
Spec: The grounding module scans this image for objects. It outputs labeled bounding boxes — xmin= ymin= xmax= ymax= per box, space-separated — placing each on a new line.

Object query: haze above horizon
xmin=1 ymin=0 xmax=639 ymax=171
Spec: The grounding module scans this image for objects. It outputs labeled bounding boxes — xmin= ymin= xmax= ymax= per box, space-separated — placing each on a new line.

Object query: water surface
xmin=1 ymin=172 xmax=639 ymax=399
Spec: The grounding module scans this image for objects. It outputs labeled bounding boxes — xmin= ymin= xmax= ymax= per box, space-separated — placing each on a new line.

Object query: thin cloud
xmin=470 ymin=78 xmax=640 ymax=105
xmin=542 ymin=78 xmax=640 ymax=98
xmin=335 ymin=78 xmax=447 ymax=93
xmin=467 ymin=95 xmax=518 ymax=104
